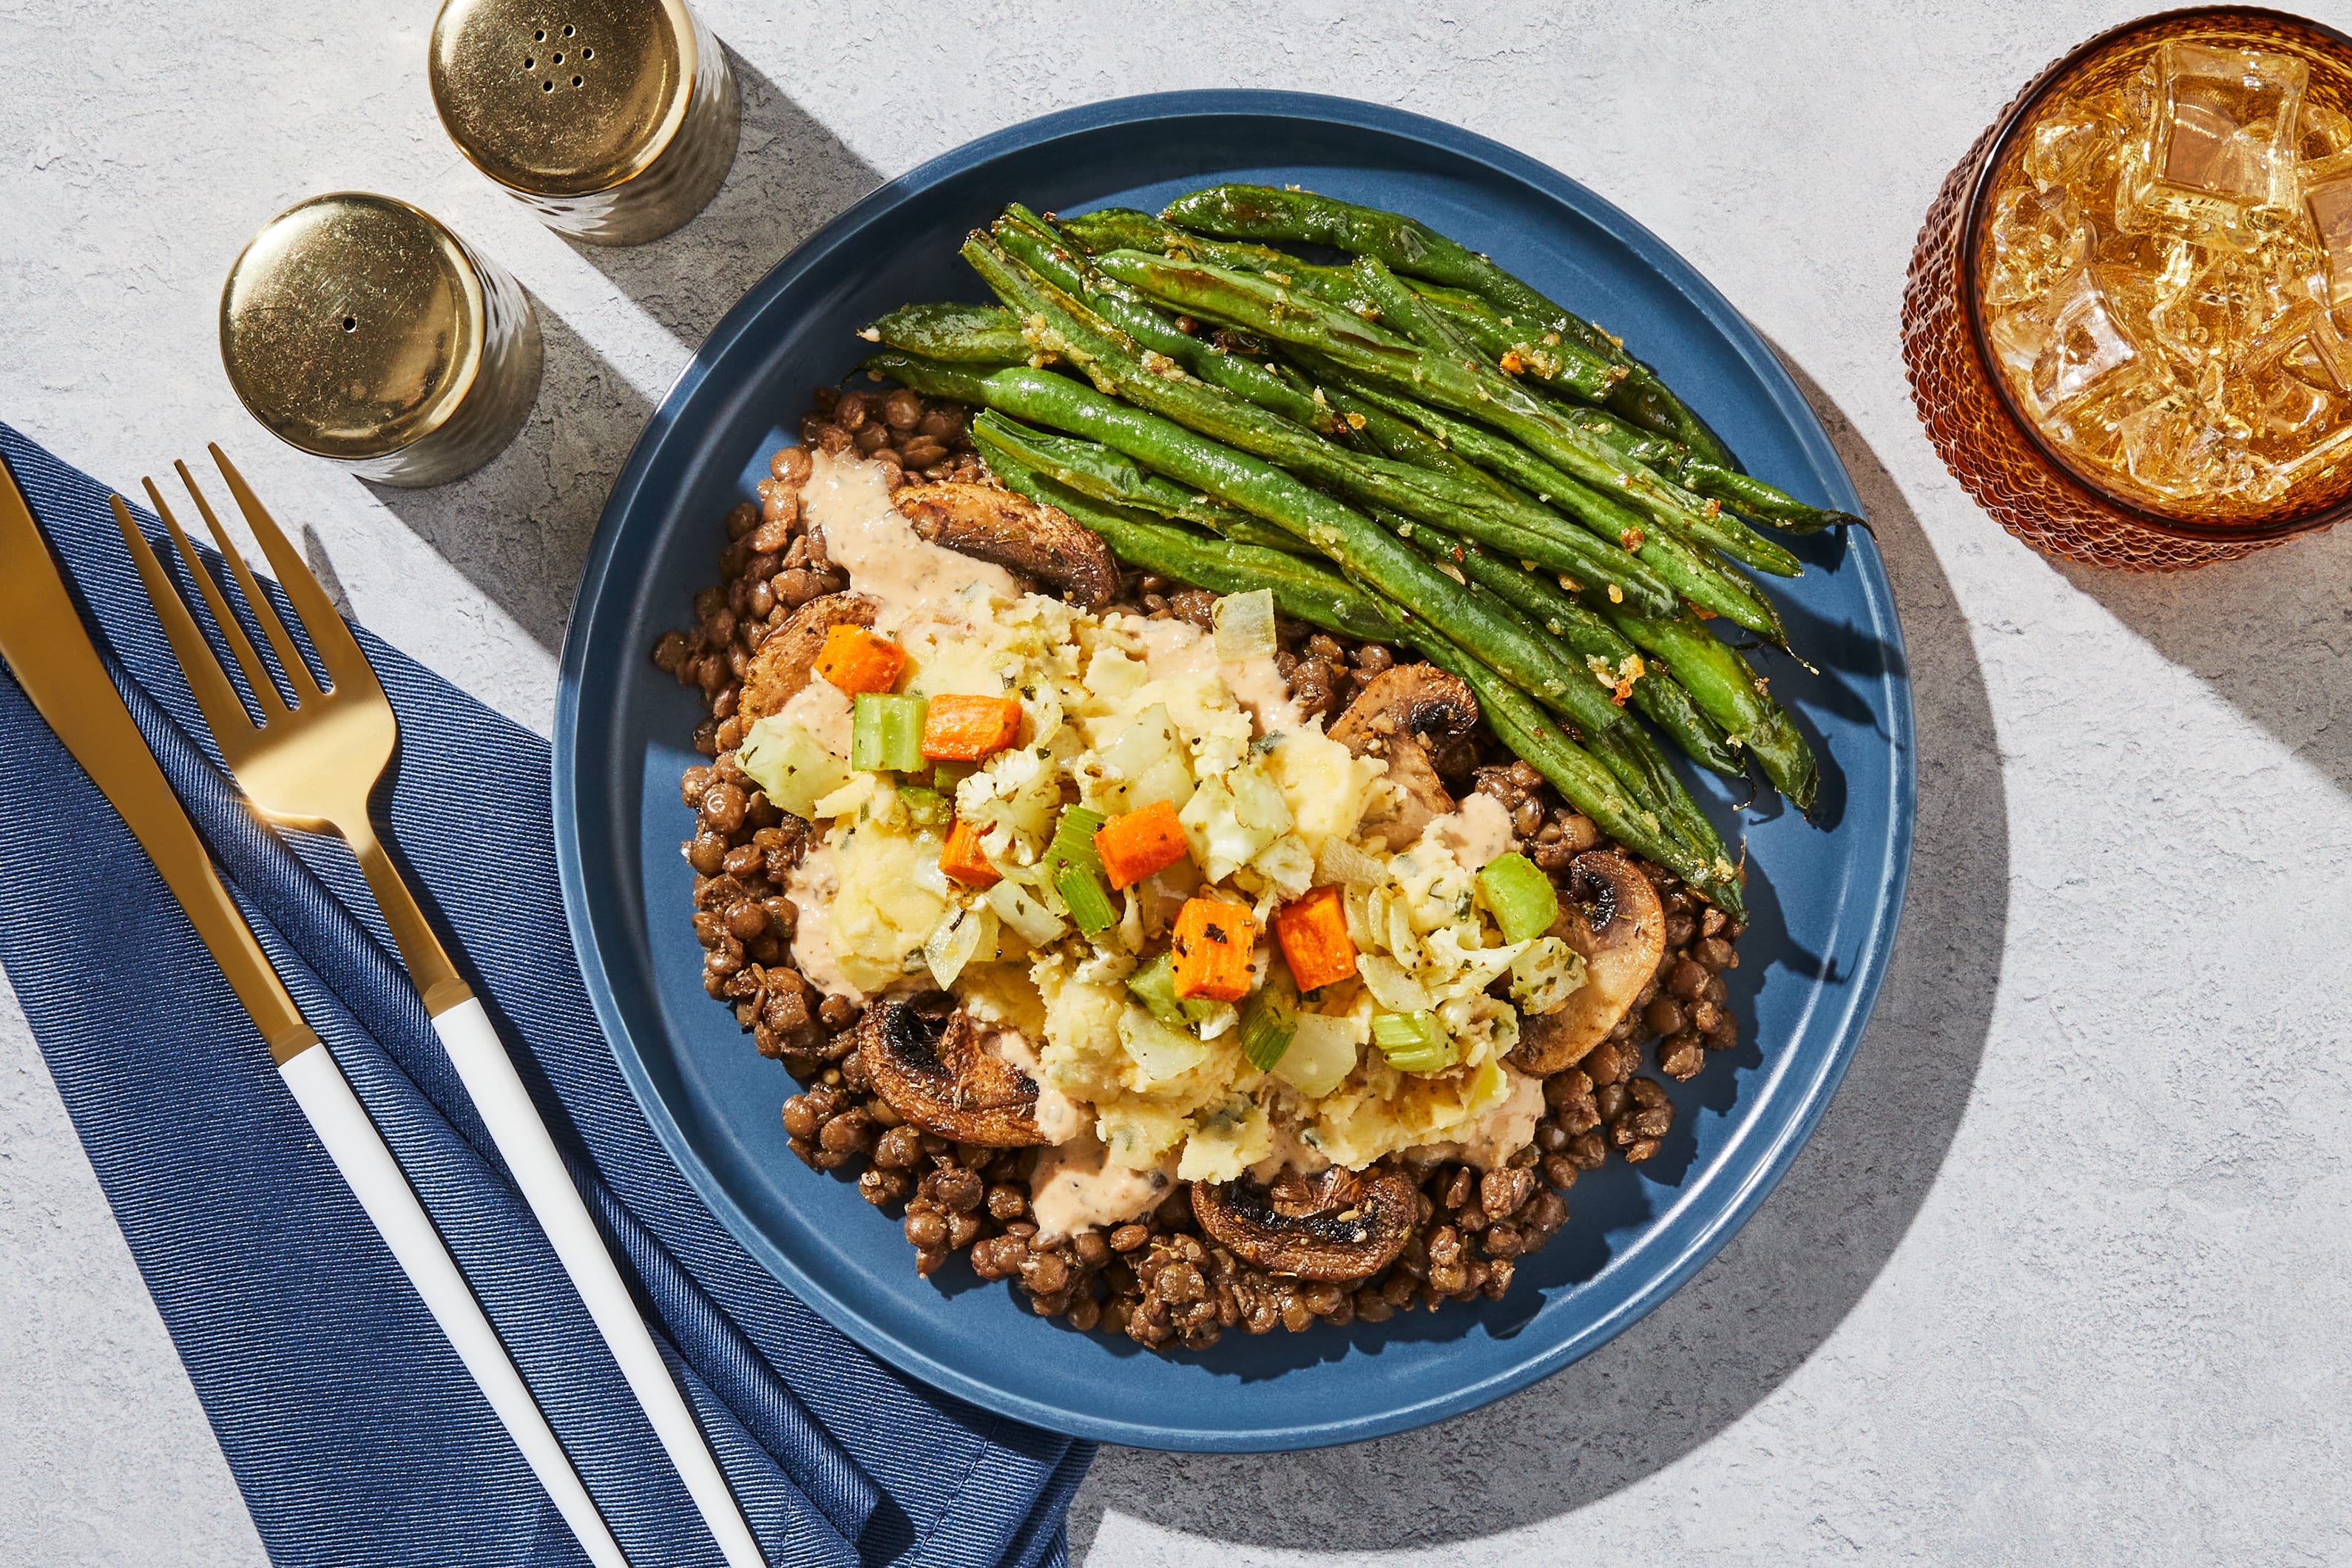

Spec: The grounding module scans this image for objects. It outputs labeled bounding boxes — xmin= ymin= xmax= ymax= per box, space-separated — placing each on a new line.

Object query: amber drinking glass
xmin=1904 ymin=7 xmax=2352 ymax=569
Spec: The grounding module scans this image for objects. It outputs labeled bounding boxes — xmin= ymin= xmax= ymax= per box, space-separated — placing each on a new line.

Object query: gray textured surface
xmin=4 ymin=1 xmax=2351 ymax=1562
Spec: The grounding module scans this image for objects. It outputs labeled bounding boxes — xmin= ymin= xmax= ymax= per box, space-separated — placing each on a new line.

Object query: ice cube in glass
xmin=2030 ymin=263 xmax=2143 ymax=408
xmin=2302 ymin=150 xmax=2352 ymax=306
xmin=2123 ymin=41 xmax=2308 ymax=243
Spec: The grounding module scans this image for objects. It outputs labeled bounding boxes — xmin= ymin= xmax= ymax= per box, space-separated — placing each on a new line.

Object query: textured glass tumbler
xmin=1902 ymin=6 xmax=2352 ymax=570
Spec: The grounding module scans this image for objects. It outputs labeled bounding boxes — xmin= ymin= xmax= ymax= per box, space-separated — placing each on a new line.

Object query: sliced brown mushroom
xmin=1191 ymin=1165 xmax=1416 ymax=1282
xmin=1327 ymin=666 xmax=1481 ymax=850
xmin=856 ymin=992 xmax=1045 ymax=1147
xmin=737 ymin=591 xmax=879 ymax=724
xmin=893 ymin=481 xmax=1119 ymax=610
xmin=1509 ymin=851 xmax=1666 ymax=1073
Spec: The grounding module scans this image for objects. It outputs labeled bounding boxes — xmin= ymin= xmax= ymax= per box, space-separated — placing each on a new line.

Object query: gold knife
xmin=0 ymin=450 xmax=630 ymax=1568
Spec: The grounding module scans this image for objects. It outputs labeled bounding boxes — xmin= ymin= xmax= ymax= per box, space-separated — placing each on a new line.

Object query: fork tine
xmin=208 ymin=445 xmax=382 ymax=703
xmin=177 ymin=459 xmax=322 ymax=704
xmin=112 ymin=490 xmax=259 ymax=745
xmin=144 ymin=476 xmax=288 ymax=722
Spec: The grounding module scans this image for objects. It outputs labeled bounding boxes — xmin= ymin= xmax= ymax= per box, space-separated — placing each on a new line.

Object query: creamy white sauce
xmin=1130 ymin=613 xmax=1303 ymax=735
xmin=1028 ymin=1128 xmax=1170 ymax=1242
xmin=1247 ymin=1116 xmax=1334 ymax=1184
xmin=778 ymin=677 xmax=852 ymax=757
xmin=803 ymin=449 xmax=1021 ymax=633
xmin=782 ymin=840 xmax=858 ymax=1001
xmin=1426 ymin=1067 xmax=1547 ymax=1171
xmin=989 ymin=1027 xmax=1084 ymax=1144
xmin=1418 ymin=790 xmax=1517 ymax=872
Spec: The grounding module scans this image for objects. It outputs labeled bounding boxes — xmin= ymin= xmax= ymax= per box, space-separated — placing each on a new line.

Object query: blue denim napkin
xmin=0 ymin=423 xmax=1092 ymax=1568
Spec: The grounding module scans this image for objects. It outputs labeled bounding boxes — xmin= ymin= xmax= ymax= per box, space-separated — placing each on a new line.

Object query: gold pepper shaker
xmin=218 ymin=193 xmax=544 ymax=487
xmin=429 ymin=0 xmax=740 ymax=246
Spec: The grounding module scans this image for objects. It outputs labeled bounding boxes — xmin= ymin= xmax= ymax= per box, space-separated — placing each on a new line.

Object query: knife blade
xmin=0 ymin=450 xmax=314 ymax=1061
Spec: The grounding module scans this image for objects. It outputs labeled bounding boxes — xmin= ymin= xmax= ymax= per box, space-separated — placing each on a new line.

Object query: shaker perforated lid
xmin=218 ymin=193 xmax=487 ymax=461
xmin=429 ymin=0 xmax=697 ymax=198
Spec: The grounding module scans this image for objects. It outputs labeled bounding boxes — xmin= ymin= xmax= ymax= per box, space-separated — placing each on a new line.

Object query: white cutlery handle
xmin=277 ymin=1041 xmax=628 ymax=1568
xmin=432 ymin=998 xmax=766 ymax=1568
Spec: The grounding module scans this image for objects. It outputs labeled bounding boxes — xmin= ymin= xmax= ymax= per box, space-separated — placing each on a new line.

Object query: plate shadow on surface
xmin=570 ymin=50 xmax=882 ymax=346
xmin=366 ymin=304 xmax=655 ymax=652
xmin=1069 ymin=359 xmax=2006 ymax=1553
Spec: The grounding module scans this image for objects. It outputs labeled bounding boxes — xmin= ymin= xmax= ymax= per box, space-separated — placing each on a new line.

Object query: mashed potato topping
xmin=748 ymin=452 xmax=1584 ymax=1238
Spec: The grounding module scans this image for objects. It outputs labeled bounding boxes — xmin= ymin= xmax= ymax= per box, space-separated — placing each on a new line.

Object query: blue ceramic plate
xmin=555 ymin=92 xmax=1913 ymax=1451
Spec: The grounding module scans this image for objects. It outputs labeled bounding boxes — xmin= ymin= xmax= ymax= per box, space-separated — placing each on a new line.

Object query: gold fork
xmin=126 ymin=453 xmax=464 ymax=1009
xmin=116 ymin=447 xmax=768 ymax=1568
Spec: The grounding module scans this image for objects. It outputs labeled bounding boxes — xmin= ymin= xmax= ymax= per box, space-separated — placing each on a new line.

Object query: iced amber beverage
xmin=1978 ymin=22 xmax=2352 ymax=524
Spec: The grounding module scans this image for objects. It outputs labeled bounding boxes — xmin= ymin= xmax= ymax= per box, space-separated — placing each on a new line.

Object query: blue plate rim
xmin=555 ymin=88 xmax=1917 ymax=1450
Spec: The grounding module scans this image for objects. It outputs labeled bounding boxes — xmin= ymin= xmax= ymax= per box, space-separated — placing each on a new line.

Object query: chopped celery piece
xmin=933 ymin=762 xmax=974 ymax=794
xmin=1237 ymin=990 xmax=1297 ymax=1073
xmin=1126 ymin=953 xmax=1183 ymax=1025
xmin=1476 ymin=851 xmax=1560 ymax=944
xmin=1043 ymin=804 xmax=1109 ymax=885
xmin=898 ymin=783 xmax=953 ymax=827
xmin=1056 ymin=866 xmax=1120 ymax=937
xmin=735 ymin=716 xmax=852 ymax=820
xmin=850 ymin=692 xmax=928 ymax=772
xmin=1126 ymin=953 xmax=1220 ymax=1027
xmin=885 ymin=696 xmax=928 ymax=769
xmin=1371 ymin=1010 xmax=1456 ymax=1074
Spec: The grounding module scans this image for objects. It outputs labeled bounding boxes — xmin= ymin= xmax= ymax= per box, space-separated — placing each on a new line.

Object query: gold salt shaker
xmin=219 ymin=193 xmax=544 ymax=487
xmin=430 ymin=0 xmax=740 ymax=246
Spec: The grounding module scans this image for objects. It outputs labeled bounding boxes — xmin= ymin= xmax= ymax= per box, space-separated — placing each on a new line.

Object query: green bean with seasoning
xmin=963 ymin=231 xmax=1683 ymax=621
xmin=972 ymin=431 xmax=1397 ymax=643
xmin=1159 ymin=182 xmax=1734 ymax=465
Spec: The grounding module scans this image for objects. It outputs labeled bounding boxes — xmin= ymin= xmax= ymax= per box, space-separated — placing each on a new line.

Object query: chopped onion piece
xmin=1357 ymin=953 xmax=1432 ymax=1013
xmin=1276 ymin=1013 xmax=1360 ymax=1097
xmin=1314 ymin=837 xmax=1389 ymax=890
xmin=922 ymin=903 xmax=998 ymax=988
xmin=1212 ymin=587 xmax=1277 ymax=662
xmin=984 ymin=879 xmax=1067 ymax=947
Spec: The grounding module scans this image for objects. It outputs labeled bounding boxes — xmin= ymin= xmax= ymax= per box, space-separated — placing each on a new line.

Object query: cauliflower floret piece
xmin=1262 ymin=725 xmax=1384 ymax=851
xmin=1030 ymin=959 xmax=1131 ymax=1106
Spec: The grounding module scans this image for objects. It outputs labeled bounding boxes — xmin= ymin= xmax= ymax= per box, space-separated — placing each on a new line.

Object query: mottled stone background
xmin=4 ymin=1 xmax=2349 ymax=1562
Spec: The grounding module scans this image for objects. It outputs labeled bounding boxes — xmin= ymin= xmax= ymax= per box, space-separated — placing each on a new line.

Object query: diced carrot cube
xmin=813 ymin=625 xmax=907 ymax=695
xmin=938 ymin=817 xmax=1000 ymax=888
xmin=1274 ymin=885 xmax=1358 ymax=993
xmin=919 ymin=694 xmax=1024 ymax=761
xmin=1171 ymin=896 xmax=1256 ymax=1003
xmin=1094 ymin=800 xmax=1189 ymax=891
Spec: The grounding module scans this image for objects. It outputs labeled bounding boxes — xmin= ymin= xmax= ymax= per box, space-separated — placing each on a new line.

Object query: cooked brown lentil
xmin=651 ymin=381 xmax=1748 ymax=1351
